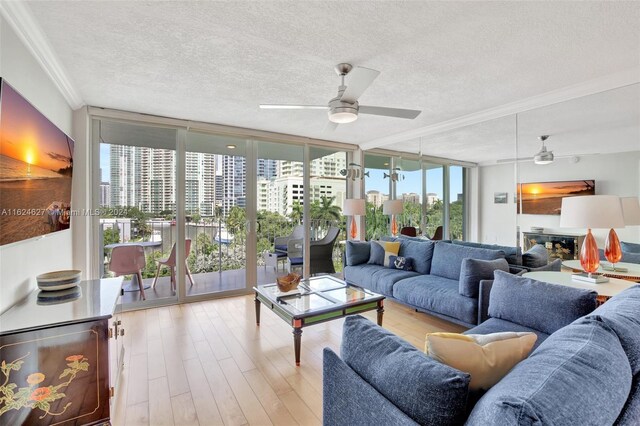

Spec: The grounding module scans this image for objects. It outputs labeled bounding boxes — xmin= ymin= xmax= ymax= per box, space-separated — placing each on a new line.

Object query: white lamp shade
xmin=343 ymin=198 xmax=365 ymax=216
xmin=559 ymin=195 xmax=625 ymax=229
xmin=383 ymin=199 xmax=403 ymax=215
xmin=621 ymin=197 xmax=640 ymax=226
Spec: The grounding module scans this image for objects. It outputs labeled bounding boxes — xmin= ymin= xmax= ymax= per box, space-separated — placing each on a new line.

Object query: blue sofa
xmin=324 ymin=273 xmax=640 ymax=425
xmin=344 ymin=239 xmax=509 ymax=327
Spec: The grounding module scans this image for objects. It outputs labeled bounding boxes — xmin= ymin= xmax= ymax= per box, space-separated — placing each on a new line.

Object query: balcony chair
xmin=287 ymin=226 xmax=340 ymax=275
xmin=108 ymin=245 xmax=146 ymax=300
xmin=400 ymin=226 xmax=417 ymax=237
xmin=265 ymin=225 xmax=305 ymax=271
xmin=430 ymin=225 xmax=443 ymax=240
xmin=152 ymin=239 xmax=194 ymax=291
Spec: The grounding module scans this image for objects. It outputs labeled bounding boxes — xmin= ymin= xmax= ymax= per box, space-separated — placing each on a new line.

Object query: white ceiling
xmin=22 ymin=1 xmax=640 ymax=156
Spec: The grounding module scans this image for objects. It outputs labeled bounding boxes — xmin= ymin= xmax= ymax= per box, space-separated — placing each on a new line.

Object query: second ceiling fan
xmin=259 ymin=63 xmax=422 ymax=130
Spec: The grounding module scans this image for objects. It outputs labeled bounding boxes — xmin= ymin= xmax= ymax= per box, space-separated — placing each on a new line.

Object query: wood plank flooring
xmin=112 ymin=295 xmax=466 ymax=426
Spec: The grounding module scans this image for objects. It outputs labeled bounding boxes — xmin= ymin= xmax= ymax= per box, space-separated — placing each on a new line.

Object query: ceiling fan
xmin=259 ymin=63 xmax=422 ymax=130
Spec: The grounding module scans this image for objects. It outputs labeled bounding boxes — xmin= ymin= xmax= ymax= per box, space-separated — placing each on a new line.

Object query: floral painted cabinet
xmin=0 ymin=278 xmax=122 ymax=425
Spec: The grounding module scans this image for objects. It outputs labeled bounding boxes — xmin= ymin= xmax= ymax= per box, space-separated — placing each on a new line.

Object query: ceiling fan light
xmin=329 ymin=110 xmax=358 ymax=124
xmin=534 ymin=149 xmax=554 ymax=165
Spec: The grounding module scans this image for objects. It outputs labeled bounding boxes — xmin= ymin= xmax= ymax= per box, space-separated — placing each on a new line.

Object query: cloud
xmin=47 ymin=151 xmax=71 ymax=163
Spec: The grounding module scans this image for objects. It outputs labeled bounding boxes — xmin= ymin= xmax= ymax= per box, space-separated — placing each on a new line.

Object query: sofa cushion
xmin=522 ymin=244 xmax=549 ymax=268
xmin=389 ymin=255 xmax=414 ymax=271
xmin=399 ymin=240 xmax=436 ymax=274
xmin=453 ymin=240 xmax=521 ymax=265
xmin=344 ymin=264 xmax=386 ymax=290
xmin=459 ymin=258 xmax=509 ymax=298
xmin=488 ymin=271 xmax=597 ymax=335
xmin=466 ymin=319 xmax=632 ymax=426
xmin=394 ymin=275 xmax=478 ymax=325
xmin=341 ymin=315 xmax=470 ymax=426
xmin=621 ymin=241 xmax=640 ymax=254
xmin=585 ymin=285 xmax=640 ymax=375
xmin=368 ymin=241 xmax=400 ymax=267
xmin=622 ymin=251 xmax=640 ymax=264
xmin=431 ymin=242 xmax=505 ymax=281
xmin=425 ymin=331 xmax=537 ymax=391
xmin=465 ymin=318 xmax=549 ymax=351
xmin=345 ymin=241 xmax=371 ymax=266
xmin=616 ymin=376 xmax=640 ymax=425
xmin=369 ymin=268 xmax=420 ymax=297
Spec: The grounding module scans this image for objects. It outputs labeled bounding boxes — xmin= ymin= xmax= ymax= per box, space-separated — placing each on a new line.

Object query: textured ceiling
xmin=25 ymin=1 xmax=640 ymax=153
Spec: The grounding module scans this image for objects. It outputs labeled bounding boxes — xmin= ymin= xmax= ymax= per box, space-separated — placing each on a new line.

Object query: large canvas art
xmin=0 ymin=79 xmax=75 ymax=246
xmin=517 ymin=180 xmax=595 ymax=215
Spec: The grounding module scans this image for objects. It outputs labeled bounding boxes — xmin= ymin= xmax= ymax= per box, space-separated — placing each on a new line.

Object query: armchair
xmin=274 ymin=225 xmax=304 ymax=253
xmin=287 ymin=227 xmax=340 ymax=275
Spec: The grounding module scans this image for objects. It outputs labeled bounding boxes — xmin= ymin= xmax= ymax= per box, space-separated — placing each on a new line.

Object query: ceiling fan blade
xmin=359 ymin=105 xmax=421 ymax=119
xmin=259 ymin=104 xmax=328 ymax=110
xmin=340 ymin=67 xmax=380 ymax=103
xmin=323 ymin=121 xmax=339 ymax=132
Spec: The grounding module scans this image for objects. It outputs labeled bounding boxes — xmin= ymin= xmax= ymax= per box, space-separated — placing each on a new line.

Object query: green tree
xmin=103 ymin=227 xmax=120 ymax=246
xmin=365 ymin=202 xmax=388 ymax=241
xmin=225 ymin=206 xmax=246 ymax=236
xmin=310 ymin=196 xmax=342 ymax=222
xmin=288 ymin=201 xmax=303 ymax=224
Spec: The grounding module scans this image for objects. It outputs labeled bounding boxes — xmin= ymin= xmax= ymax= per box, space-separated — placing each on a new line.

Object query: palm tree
xmin=311 ymin=196 xmax=342 ymax=223
xmin=289 ymin=201 xmax=303 ymax=224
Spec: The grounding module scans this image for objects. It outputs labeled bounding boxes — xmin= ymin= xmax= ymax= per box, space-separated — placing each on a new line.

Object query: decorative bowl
xmin=276 ymin=273 xmax=302 ymax=292
xmin=36 ymin=270 xmax=82 ymax=291
xmin=37 ymin=286 xmax=82 ymax=305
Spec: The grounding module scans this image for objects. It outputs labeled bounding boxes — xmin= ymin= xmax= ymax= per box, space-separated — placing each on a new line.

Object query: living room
xmin=0 ymin=2 xmax=639 ymax=425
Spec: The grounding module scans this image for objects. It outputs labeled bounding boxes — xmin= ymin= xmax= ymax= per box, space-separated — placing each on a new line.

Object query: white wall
xmin=0 ymin=17 xmax=74 ymax=313
xmin=479 ymin=151 xmax=640 ymax=248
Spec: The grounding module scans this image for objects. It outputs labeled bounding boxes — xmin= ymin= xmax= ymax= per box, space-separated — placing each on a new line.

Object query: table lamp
xmin=343 ymin=199 xmax=366 ymax=240
xmin=559 ymin=195 xmax=625 ymax=282
xmin=621 ymin=197 xmax=640 ymax=226
xmin=383 ymin=200 xmax=403 ymax=237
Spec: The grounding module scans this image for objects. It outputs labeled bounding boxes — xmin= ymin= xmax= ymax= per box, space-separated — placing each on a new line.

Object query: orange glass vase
xmin=391 ymin=215 xmax=398 ymax=237
xmin=580 ymin=229 xmax=600 ymax=275
xmin=349 ymin=216 xmax=358 ymax=240
xmin=604 ymin=228 xmax=622 ymax=269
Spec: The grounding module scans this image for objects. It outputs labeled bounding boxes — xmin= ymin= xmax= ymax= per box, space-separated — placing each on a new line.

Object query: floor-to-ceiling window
xmin=395 ymin=157 xmax=422 ymax=232
xmin=96 ymin=119 xmax=179 ymax=308
xmin=364 ymin=154 xmax=392 ymax=240
xmin=449 ymin=165 xmax=466 ymax=240
xmin=424 ymin=163 xmax=444 ymax=239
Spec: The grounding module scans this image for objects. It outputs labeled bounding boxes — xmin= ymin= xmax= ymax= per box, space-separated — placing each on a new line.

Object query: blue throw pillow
xmin=399 ymin=240 xmax=436 ymax=274
xmin=459 ymin=258 xmax=509 ymax=298
xmin=341 ymin=316 xmax=470 ymax=425
xmin=489 ymin=271 xmax=597 ymax=335
xmin=345 ymin=241 xmax=371 ymax=266
xmin=388 ymin=255 xmax=414 ymax=271
xmin=431 ymin=242 xmax=505 ymax=281
xmin=367 ymin=241 xmax=386 ymax=265
xmin=522 ymin=244 xmax=548 ymax=268
xmin=621 ymin=241 xmax=640 ymax=254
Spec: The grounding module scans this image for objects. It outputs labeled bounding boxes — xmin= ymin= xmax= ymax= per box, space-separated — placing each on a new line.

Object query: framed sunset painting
xmin=517 ymin=180 xmax=595 ymax=215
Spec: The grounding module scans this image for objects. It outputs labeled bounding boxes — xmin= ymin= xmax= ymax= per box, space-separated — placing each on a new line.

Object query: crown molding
xmin=0 ymin=1 xmax=83 ymax=109
xmin=359 ymin=68 xmax=640 ymax=151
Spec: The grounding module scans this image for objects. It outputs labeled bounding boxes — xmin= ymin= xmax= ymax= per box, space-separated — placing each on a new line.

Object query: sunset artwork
xmin=517 ymin=180 xmax=595 ymax=215
xmin=0 ymin=79 xmax=74 ymax=245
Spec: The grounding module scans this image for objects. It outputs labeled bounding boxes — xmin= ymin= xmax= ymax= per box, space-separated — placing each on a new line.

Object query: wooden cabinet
xmin=0 ymin=278 xmax=123 ymax=425
xmin=523 ymin=232 xmax=586 ymax=261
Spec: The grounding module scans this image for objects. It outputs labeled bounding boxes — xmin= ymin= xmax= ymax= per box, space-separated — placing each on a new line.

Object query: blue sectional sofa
xmin=344 ymin=239 xmax=509 ymax=327
xmin=324 ymin=273 xmax=640 ymax=425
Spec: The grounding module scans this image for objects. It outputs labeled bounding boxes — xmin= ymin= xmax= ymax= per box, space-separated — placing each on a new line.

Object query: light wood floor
xmin=112 ymin=295 xmax=466 ymax=426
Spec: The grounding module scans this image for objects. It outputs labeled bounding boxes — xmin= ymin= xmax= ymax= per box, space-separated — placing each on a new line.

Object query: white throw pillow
xmin=425 ymin=332 xmax=537 ymax=391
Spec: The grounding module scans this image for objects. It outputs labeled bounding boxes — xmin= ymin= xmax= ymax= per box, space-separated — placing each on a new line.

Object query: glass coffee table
xmin=254 ymin=275 xmax=385 ymax=366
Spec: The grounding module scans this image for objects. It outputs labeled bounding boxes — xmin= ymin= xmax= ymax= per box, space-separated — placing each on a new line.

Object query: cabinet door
xmin=108 ymin=296 xmax=124 ymax=399
xmin=0 ymin=320 xmax=110 ymax=425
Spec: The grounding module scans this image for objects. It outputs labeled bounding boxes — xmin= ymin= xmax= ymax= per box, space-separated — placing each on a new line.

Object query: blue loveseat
xmin=324 ymin=273 xmax=640 ymax=425
xmin=344 ymin=239 xmax=510 ymax=327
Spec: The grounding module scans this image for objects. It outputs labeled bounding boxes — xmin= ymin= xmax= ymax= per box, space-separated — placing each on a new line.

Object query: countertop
xmin=0 ymin=277 xmax=122 ymax=335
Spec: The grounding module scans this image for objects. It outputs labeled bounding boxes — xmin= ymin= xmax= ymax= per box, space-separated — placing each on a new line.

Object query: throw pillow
xmin=389 ymin=255 xmax=414 ymax=271
xmin=342 ymin=316 xmax=470 ymax=425
xmin=459 ymin=258 xmax=509 ymax=298
xmin=345 ymin=241 xmax=371 ymax=266
xmin=522 ymin=244 xmax=548 ymax=268
xmin=425 ymin=332 xmax=537 ymax=391
xmin=367 ymin=241 xmax=400 ymax=267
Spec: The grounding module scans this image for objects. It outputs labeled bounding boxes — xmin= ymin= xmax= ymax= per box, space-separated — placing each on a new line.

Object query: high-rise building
xmin=100 ymin=182 xmax=111 ymax=207
xmin=402 ymin=192 xmax=420 ymax=204
xmin=366 ymin=190 xmax=388 ymax=208
xmin=426 ymin=193 xmax=440 ymax=206
xmin=257 ymin=159 xmax=277 ymax=179
xmin=221 ymin=155 xmax=246 ymax=216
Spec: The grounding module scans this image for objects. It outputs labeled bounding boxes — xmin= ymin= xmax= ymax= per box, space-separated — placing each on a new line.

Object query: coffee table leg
xmin=293 ymin=319 xmax=303 ymax=366
xmin=255 ymin=294 xmax=261 ymax=326
xmin=377 ymin=300 xmax=384 ymax=326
